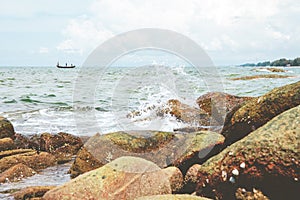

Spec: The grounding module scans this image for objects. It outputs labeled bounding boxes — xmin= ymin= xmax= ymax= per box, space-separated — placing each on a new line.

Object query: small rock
xmin=13 ymin=186 xmax=56 ymax=200
xmin=0 ymin=150 xmax=56 ymax=173
xmin=235 ymin=187 xmax=270 ymax=200
xmin=0 ymin=137 xmax=16 ymax=151
xmin=0 ymin=163 xmax=36 ymax=183
xmin=0 ymin=116 xmax=15 ymax=139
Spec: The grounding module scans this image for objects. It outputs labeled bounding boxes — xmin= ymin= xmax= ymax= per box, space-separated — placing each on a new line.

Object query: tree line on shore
xmin=240 ymin=57 xmax=300 ymax=67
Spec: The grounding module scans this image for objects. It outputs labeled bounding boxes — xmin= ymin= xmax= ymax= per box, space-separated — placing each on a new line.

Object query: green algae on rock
xmin=44 ymin=156 xmax=183 ymax=200
xmin=221 ymin=81 xmax=300 ymax=145
xmin=69 ymin=130 xmax=224 ymax=178
xmin=185 ymin=105 xmax=300 ymax=200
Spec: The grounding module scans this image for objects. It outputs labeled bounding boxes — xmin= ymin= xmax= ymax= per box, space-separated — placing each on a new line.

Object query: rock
xmin=70 ymin=131 xmax=224 ymax=178
xmin=135 ymin=194 xmax=212 ymax=200
xmin=0 ymin=137 xmax=16 ymax=151
xmin=127 ymin=99 xmax=211 ymax=126
xmin=230 ymin=74 xmax=293 ymax=80
xmin=39 ymin=132 xmax=83 ymax=163
xmin=0 ymin=163 xmax=36 ymax=183
xmin=221 ymin=81 xmax=300 ymax=145
xmin=0 ymin=116 xmax=15 ymax=139
xmin=69 ymin=147 xmax=102 ymax=178
xmin=0 ymin=149 xmax=34 ymax=159
xmin=185 ymin=106 xmax=300 ymax=200
xmin=0 ymin=150 xmax=56 ymax=173
xmin=161 ymin=167 xmax=183 ymax=193
xmin=13 ymin=186 xmax=56 ymax=200
xmin=265 ymin=67 xmax=286 ymax=73
xmin=196 ymin=92 xmax=254 ymax=116
xmin=235 ymin=188 xmax=270 ymax=200
xmin=14 ymin=132 xmax=83 ymax=163
xmin=44 ymin=156 xmax=182 ymax=200
xmin=161 ymin=99 xmax=210 ymax=126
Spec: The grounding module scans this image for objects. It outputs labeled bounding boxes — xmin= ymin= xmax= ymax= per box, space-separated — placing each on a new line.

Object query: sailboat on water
xmin=56 ymin=62 xmax=75 ymax=68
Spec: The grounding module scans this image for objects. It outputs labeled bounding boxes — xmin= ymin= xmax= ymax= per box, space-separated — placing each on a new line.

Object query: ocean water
xmin=0 ymin=65 xmax=299 ymax=136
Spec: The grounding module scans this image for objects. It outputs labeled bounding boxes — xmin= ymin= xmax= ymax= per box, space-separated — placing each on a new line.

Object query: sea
xmin=0 ymin=65 xmax=299 ymax=137
xmin=0 ymin=65 xmax=299 ymax=199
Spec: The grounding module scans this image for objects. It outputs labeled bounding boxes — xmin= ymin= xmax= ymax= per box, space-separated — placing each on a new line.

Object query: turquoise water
xmin=0 ymin=65 xmax=299 ymax=136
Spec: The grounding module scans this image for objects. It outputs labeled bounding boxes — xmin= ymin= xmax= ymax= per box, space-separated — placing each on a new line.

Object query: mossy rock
xmin=185 ymin=106 xmax=300 ymax=200
xmin=221 ymin=81 xmax=300 ymax=145
xmin=70 ymin=131 xmax=224 ymax=178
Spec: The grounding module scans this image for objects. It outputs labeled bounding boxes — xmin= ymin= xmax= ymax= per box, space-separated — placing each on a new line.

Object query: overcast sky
xmin=0 ymin=0 xmax=299 ymax=66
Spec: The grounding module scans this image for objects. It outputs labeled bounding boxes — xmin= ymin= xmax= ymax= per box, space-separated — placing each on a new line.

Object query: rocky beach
xmin=0 ymin=79 xmax=299 ymax=200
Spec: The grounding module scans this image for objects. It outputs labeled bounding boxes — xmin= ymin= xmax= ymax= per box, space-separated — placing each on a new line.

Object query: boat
xmin=56 ymin=62 xmax=75 ymax=68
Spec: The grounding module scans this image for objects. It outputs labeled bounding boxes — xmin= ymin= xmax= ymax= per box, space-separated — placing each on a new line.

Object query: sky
xmin=0 ymin=0 xmax=299 ymax=66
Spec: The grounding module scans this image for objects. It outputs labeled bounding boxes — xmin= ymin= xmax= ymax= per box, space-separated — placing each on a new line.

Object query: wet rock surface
xmin=70 ymin=130 xmax=224 ymax=178
xmin=0 ymin=163 xmax=36 ymax=183
xmin=185 ymin=106 xmax=300 ymax=200
xmin=221 ymin=81 xmax=300 ymax=145
xmin=0 ymin=150 xmax=56 ymax=173
xmin=0 ymin=116 xmax=15 ymax=139
xmin=13 ymin=186 xmax=56 ymax=200
xmin=235 ymin=188 xmax=269 ymax=200
xmin=44 ymin=156 xmax=183 ymax=200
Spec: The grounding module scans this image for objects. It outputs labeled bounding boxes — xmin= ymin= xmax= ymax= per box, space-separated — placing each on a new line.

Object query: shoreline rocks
xmin=69 ymin=130 xmax=224 ymax=178
xmin=230 ymin=74 xmax=293 ymax=80
xmin=185 ymin=105 xmax=300 ymax=200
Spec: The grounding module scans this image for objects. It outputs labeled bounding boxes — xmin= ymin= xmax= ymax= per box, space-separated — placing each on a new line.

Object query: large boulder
xmin=185 ymin=106 xmax=300 ymax=200
xmin=221 ymin=81 xmax=300 ymax=145
xmin=0 ymin=149 xmax=56 ymax=173
xmin=44 ymin=156 xmax=183 ymax=200
xmin=0 ymin=116 xmax=15 ymax=139
xmin=69 ymin=131 xmax=224 ymax=178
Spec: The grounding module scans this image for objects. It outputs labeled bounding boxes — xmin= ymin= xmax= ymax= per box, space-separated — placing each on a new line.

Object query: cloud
xmin=56 ymin=0 xmax=300 ymax=64
xmin=39 ymin=47 xmax=49 ymax=54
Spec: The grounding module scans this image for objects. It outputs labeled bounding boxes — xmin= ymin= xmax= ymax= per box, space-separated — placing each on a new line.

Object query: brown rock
xmin=68 ymin=147 xmax=102 ymax=178
xmin=221 ymin=81 xmax=300 ymax=145
xmin=44 ymin=156 xmax=180 ymax=200
xmin=135 ymin=194 xmax=212 ymax=200
xmin=185 ymin=106 xmax=300 ymax=200
xmin=70 ymin=131 xmax=224 ymax=178
xmin=162 ymin=99 xmax=210 ymax=126
xmin=15 ymin=132 xmax=83 ymax=163
xmin=0 ymin=150 xmax=56 ymax=173
xmin=0 ymin=116 xmax=15 ymax=139
xmin=196 ymin=92 xmax=253 ymax=116
xmin=161 ymin=167 xmax=184 ymax=193
xmin=13 ymin=186 xmax=56 ymax=200
xmin=0 ymin=137 xmax=16 ymax=151
xmin=230 ymin=74 xmax=293 ymax=80
xmin=0 ymin=149 xmax=34 ymax=159
xmin=0 ymin=163 xmax=36 ymax=183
